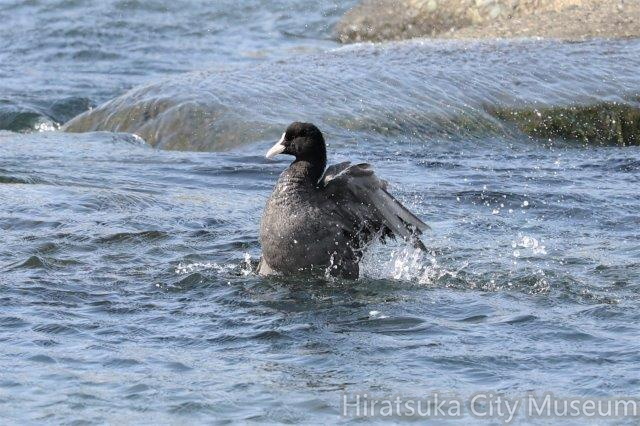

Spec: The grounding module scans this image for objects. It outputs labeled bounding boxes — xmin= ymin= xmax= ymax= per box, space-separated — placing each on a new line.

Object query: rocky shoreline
xmin=336 ymin=0 xmax=640 ymax=43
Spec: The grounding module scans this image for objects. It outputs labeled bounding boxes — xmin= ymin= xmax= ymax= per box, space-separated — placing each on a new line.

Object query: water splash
xmin=512 ymin=235 xmax=547 ymax=257
xmin=34 ymin=120 xmax=59 ymax=132
xmin=174 ymin=261 xmax=237 ymax=275
xmin=175 ymin=253 xmax=257 ymax=277
xmin=368 ymin=310 xmax=388 ymax=319
xmin=241 ymin=253 xmax=254 ymax=276
xmin=360 ymin=242 xmax=459 ymax=286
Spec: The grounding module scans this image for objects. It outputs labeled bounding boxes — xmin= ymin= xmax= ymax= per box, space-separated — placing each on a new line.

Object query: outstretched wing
xmin=320 ymin=162 xmax=429 ymax=249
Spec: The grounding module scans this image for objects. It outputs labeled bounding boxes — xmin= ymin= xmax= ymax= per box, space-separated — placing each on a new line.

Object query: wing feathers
xmin=380 ymin=188 xmax=430 ymax=232
xmin=322 ymin=163 xmax=428 ymax=249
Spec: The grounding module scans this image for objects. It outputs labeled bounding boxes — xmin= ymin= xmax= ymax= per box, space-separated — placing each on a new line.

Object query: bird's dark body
xmin=258 ymin=122 xmax=428 ymax=279
xmin=260 ymin=162 xmax=361 ymax=278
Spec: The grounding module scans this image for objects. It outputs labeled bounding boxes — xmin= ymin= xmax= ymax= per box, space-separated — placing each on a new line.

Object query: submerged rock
xmin=336 ymin=0 xmax=640 ymax=43
xmin=0 ymin=108 xmax=56 ymax=133
xmin=64 ymin=85 xmax=272 ymax=151
xmin=492 ymin=102 xmax=640 ymax=146
xmin=0 ymin=97 xmax=92 ymax=133
xmin=63 ymin=39 xmax=640 ymax=151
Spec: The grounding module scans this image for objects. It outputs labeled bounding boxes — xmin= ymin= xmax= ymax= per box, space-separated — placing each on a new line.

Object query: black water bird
xmin=258 ymin=122 xmax=429 ymax=279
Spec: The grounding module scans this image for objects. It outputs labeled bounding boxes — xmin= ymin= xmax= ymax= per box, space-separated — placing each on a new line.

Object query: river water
xmin=1 ymin=0 xmax=640 ymax=424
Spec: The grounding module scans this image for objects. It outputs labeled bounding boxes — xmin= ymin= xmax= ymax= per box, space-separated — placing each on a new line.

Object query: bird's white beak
xmin=265 ymin=133 xmax=286 ymax=159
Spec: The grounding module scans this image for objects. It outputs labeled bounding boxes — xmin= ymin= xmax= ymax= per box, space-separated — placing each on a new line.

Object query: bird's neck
xmin=286 ymin=159 xmax=326 ymax=187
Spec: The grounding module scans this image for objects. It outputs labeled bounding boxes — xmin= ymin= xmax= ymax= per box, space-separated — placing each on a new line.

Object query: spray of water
xmin=360 ymin=241 xmax=457 ymax=285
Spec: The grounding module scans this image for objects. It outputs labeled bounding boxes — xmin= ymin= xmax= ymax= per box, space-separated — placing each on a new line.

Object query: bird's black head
xmin=265 ymin=122 xmax=327 ymax=166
